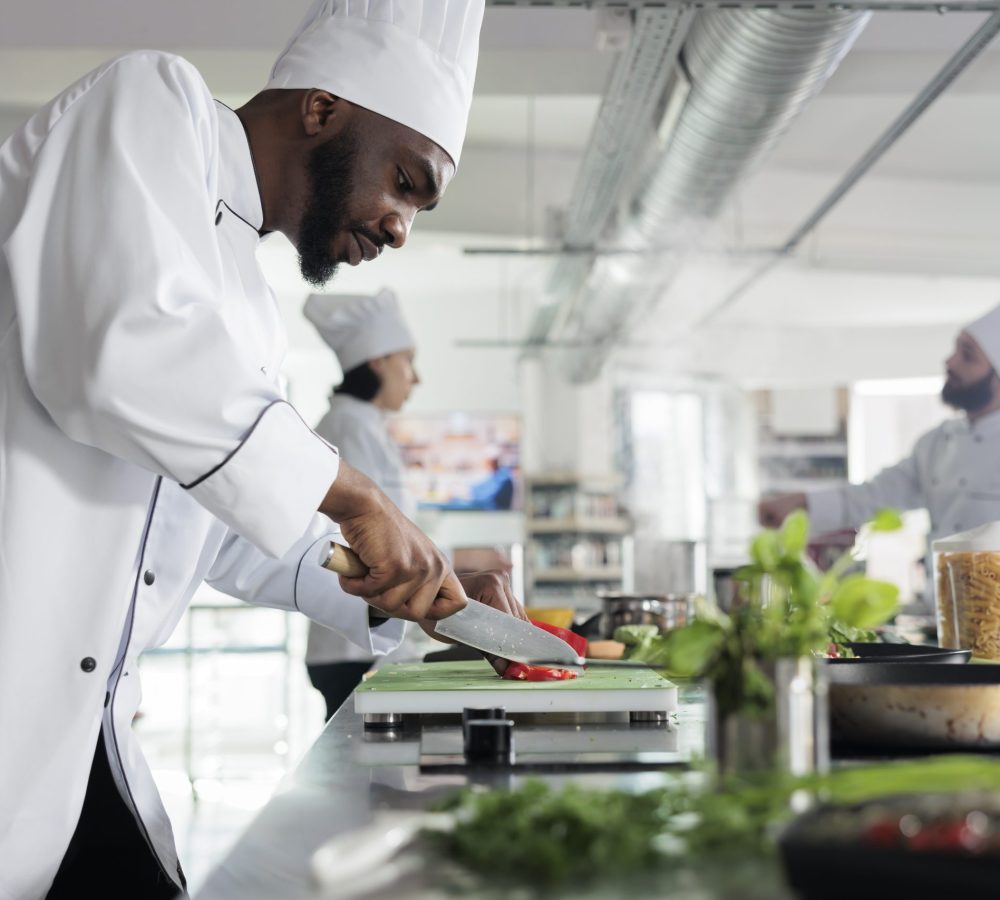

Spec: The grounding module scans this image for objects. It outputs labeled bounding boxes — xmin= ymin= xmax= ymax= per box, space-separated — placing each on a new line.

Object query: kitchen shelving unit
xmin=524 ymin=473 xmax=632 ymax=609
xmin=755 ymin=389 xmax=850 ymax=497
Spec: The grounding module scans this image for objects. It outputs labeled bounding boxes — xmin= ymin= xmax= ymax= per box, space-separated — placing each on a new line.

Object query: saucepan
xmin=576 ymin=591 xmax=698 ymax=640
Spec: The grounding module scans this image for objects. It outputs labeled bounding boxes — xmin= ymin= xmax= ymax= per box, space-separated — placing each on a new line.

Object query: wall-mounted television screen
xmin=386 ymin=412 xmax=521 ymax=511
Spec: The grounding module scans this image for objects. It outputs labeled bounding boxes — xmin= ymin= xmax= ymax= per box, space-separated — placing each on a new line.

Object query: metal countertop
xmin=192 ymin=685 xmax=794 ymax=900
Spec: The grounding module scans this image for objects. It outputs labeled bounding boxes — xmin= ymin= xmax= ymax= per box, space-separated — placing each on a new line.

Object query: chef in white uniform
xmin=302 ymin=289 xmax=432 ymax=717
xmin=0 ymin=2 xmax=511 ymax=898
xmin=759 ymin=303 xmax=1000 ymax=548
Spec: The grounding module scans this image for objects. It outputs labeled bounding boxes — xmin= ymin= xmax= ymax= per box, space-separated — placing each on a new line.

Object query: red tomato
xmin=908 ymin=821 xmax=971 ymax=853
xmin=862 ymin=819 xmax=900 ymax=848
xmin=502 ymin=662 xmax=578 ymax=682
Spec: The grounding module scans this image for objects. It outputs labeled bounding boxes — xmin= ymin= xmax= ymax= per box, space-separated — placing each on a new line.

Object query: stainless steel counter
xmin=193 ymin=686 xmax=794 ymax=899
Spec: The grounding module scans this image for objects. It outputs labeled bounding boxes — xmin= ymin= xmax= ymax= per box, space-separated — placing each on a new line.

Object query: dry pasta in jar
xmin=936 ymin=551 xmax=1000 ymax=659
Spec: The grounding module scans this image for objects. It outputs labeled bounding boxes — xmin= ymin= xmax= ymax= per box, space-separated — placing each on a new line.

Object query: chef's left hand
xmin=418 ymin=570 xmax=529 ymax=674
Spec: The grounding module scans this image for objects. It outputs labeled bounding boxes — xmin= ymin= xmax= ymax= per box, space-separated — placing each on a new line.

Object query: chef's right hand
xmin=757 ymin=492 xmax=807 ymax=528
xmin=319 ymin=461 xmax=467 ymax=622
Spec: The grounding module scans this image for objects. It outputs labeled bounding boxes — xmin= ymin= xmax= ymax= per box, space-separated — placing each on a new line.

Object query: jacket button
xmin=143 ymin=570 xmax=155 ymax=586
xmin=80 ymin=657 xmax=97 ymax=673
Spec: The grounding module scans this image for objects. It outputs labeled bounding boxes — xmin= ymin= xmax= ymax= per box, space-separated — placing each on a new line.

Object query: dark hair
xmin=334 ymin=361 xmax=382 ymax=402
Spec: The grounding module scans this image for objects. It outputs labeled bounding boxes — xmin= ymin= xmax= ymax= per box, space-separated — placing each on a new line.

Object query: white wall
xmin=257 ymin=231 xmax=537 ymax=428
xmin=519 ymin=355 xmax=615 ymax=475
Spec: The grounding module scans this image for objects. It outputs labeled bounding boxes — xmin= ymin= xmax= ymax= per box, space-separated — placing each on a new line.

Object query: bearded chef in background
xmin=0 ymin=3 xmax=524 ymax=898
xmin=760 ymin=303 xmax=1000 ymax=552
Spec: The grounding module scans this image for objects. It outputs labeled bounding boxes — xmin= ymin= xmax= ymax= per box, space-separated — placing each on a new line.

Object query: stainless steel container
xmin=706 ymin=657 xmax=829 ymax=777
xmin=594 ymin=591 xmax=697 ymax=639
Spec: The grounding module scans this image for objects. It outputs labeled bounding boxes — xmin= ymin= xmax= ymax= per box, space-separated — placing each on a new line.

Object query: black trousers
xmin=307 ymin=660 xmax=372 ymax=721
xmin=48 ymin=730 xmax=185 ymax=899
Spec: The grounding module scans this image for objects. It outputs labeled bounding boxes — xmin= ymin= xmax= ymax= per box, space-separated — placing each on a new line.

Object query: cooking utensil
xmin=578 ymin=591 xmax=697 ymax=640
xmin=321 ymin=542 xmax=578 ymax=666
xmin=828 ymin=661 xmax=1000 ymax=750
xmin=824 ymin=642 xmax=970 ymax=665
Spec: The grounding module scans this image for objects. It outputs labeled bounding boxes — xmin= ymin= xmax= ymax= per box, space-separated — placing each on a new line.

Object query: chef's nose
xmin=380 ymin=211 xmax=412 ymax=250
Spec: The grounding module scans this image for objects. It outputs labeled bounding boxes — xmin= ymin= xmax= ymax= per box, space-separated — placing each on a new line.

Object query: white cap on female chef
xmin=304 ymin=289 xmax=416 ymax=372
xmin=965 ymin=303 xmax=1000 ymax=373
xmin=266 ymin=0 xmax=484 ymax=167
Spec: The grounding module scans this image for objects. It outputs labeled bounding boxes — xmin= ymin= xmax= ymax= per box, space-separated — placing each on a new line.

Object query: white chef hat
xmin=965 ymin=303 xmax=1000 ymax=373
xmin=266 ymin=0 xmax=484 ymax=166
xmin=304 ymin=288 xmax=416 ymax=372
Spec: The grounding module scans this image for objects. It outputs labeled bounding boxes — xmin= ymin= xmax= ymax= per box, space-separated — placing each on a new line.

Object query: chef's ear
xmin=301 ymin=90 xmax=349 ymax=137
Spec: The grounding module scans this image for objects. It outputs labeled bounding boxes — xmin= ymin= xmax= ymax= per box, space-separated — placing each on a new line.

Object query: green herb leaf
xmin=663 ymin=620 xmax=726 ymax=677
xmin=750 ymin=530 xmax=781 ymax=571
xmin=870 ymin=508 xmax=904 ymax=532
xmin=829 ymin=574 xmax=899 ymax=629
xmin=778 ymin=509 xmax=810 ymax=559
xmin=614 ymin=624 xmax=660 ymax=648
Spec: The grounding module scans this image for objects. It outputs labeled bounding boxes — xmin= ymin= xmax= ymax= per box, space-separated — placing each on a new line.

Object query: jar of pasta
xmin=933 ymin=523 xmax=1000 ymax=659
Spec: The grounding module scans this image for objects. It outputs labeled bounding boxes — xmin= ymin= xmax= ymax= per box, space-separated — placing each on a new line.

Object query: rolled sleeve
xmin=186 ymin=401 xmax=340 ymax=557
xmin=294 ymin=535 xmax=405 ymax=656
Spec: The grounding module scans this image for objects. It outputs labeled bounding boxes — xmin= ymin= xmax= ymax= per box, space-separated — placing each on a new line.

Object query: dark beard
xmin=942 ymin=370 xmax=996 ymax=412
xmin=297 ymin=131 xmax=359 ymax=288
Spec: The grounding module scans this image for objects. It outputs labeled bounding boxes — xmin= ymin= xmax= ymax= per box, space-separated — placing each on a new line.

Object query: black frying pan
xmin=825 ymin=642 xmax=970 ymax=667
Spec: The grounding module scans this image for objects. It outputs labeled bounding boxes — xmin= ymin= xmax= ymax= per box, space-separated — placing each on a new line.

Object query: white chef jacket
xmin=807 ymin=409 xmax=1000 ymax=545
xmin=0 ymin=52 xmax=402 ymax=900
xmin=306 ymin=394 xmax=436 ymax=666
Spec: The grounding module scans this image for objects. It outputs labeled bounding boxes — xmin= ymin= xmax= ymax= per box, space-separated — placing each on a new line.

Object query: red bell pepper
xmin=499 ymin=621 xmax=584 ymax=681
xmin=503 ymin=662 xmax=578 ymax=682
xmin=528 ymin=619 xmax=587 ymax=657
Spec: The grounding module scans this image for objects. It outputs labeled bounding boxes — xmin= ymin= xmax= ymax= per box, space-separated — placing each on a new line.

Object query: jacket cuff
xmin=295 ymin=536 xmax=405 ymax=656
xmin=185 ymin=401 xmax=340 ymax=557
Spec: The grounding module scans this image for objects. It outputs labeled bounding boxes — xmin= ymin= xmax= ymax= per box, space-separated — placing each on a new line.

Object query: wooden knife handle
xmin=322 ymin=542 xmax=370 ymax=579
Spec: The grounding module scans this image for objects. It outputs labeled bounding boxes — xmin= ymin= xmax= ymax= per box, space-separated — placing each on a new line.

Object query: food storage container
xmin=933 ymin=522 xmax=1000 ymax=659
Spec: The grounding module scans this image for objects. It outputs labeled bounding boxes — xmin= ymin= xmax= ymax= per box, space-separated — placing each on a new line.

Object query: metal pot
xmin=583 ymin=591 xmax=697 ymax=640
xmin=707 ymin=657 xmax=829 ymax=777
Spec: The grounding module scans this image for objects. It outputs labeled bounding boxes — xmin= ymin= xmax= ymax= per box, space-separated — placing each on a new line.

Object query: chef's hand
xmin=320 ymin=462 xmax=465 ymax=622
xmin=417 ymin=570 xmax=529 ymax=675
xmin=758 ymin=492 xmax=807 ymax=528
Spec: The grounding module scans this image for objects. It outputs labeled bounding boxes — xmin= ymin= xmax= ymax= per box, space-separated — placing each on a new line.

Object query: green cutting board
xmin=354 ymin=660 xmax=677 ymax=715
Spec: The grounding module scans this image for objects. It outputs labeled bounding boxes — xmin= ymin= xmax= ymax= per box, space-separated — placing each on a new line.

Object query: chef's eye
xmin=397 ymin=169 xmax=413 ymax=192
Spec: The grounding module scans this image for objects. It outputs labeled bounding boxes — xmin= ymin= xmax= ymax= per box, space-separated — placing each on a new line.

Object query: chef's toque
xmin=304 ymin=289 xmax=416 ymax=372
xmin=266 ymin=0 xmax=484 ymax=166
xmin=966 ymin=303 xmax=1000 ymax=373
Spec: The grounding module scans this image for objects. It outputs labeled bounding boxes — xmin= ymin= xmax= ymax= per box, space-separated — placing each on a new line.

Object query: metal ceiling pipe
xmin=554 ymin=9 xmax=870 ymax=382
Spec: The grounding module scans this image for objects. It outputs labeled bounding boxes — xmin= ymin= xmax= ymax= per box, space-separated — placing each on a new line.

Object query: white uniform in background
xmin=0 ymin=54 xmax=403 ymax=900
xmin=307 ymin=394 xmax=436 ymax=667
xmin=807 ymin=408 xmax=1000 ymax=545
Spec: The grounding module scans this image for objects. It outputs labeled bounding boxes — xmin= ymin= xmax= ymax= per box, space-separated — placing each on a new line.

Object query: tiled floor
xmin=135 ymin=603 xmax=327 ymax=893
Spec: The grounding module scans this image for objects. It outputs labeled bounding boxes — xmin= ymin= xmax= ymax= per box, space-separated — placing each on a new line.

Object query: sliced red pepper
xmin=502 ymin=662 xmax=578 ymax=682
xmin=529 ymin=619 xmax=588 ymax=657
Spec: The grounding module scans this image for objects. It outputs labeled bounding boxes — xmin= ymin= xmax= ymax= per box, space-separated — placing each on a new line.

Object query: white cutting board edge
xmin=354 ymin=685 xmax=678 ymax=715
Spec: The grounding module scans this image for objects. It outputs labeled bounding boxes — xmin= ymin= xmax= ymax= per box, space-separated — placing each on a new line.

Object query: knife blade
xmin=320 ymin=542 xmax=579 ymax=666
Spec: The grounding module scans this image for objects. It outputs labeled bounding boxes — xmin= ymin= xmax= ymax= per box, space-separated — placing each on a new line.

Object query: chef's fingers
xmin=483 ymin=652 xmax=509 ymax=676
xmin=458 ymin=570 xmax=523 ymax=619
xmin=353 ymin=577 xmax=441 ymax=622
xmin=418 ymin=571 xmax=468 ymax=622
xmin=502 ymin=575 xmax=530 ymax=622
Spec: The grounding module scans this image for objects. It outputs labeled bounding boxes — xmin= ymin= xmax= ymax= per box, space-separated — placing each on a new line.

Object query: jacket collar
xmin=330 ymin=392 xmax=388 ymax=422
xmin=969 ymin=407 xmax=1000 ymax=437
xmin=214 ymin=100 xmax=264 ymax=233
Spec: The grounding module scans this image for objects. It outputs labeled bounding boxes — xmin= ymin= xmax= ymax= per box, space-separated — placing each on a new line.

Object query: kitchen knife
xmin=320 ymin=542 xmax=579 ymax=667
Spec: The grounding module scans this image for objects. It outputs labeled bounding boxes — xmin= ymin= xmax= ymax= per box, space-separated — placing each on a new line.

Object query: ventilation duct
xmin=546 ymin=9 xmax=871 ymax=382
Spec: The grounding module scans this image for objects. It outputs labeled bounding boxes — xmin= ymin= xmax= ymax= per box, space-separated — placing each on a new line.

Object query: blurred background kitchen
xmin=5 ymin=1 xmax=999 ymax=889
